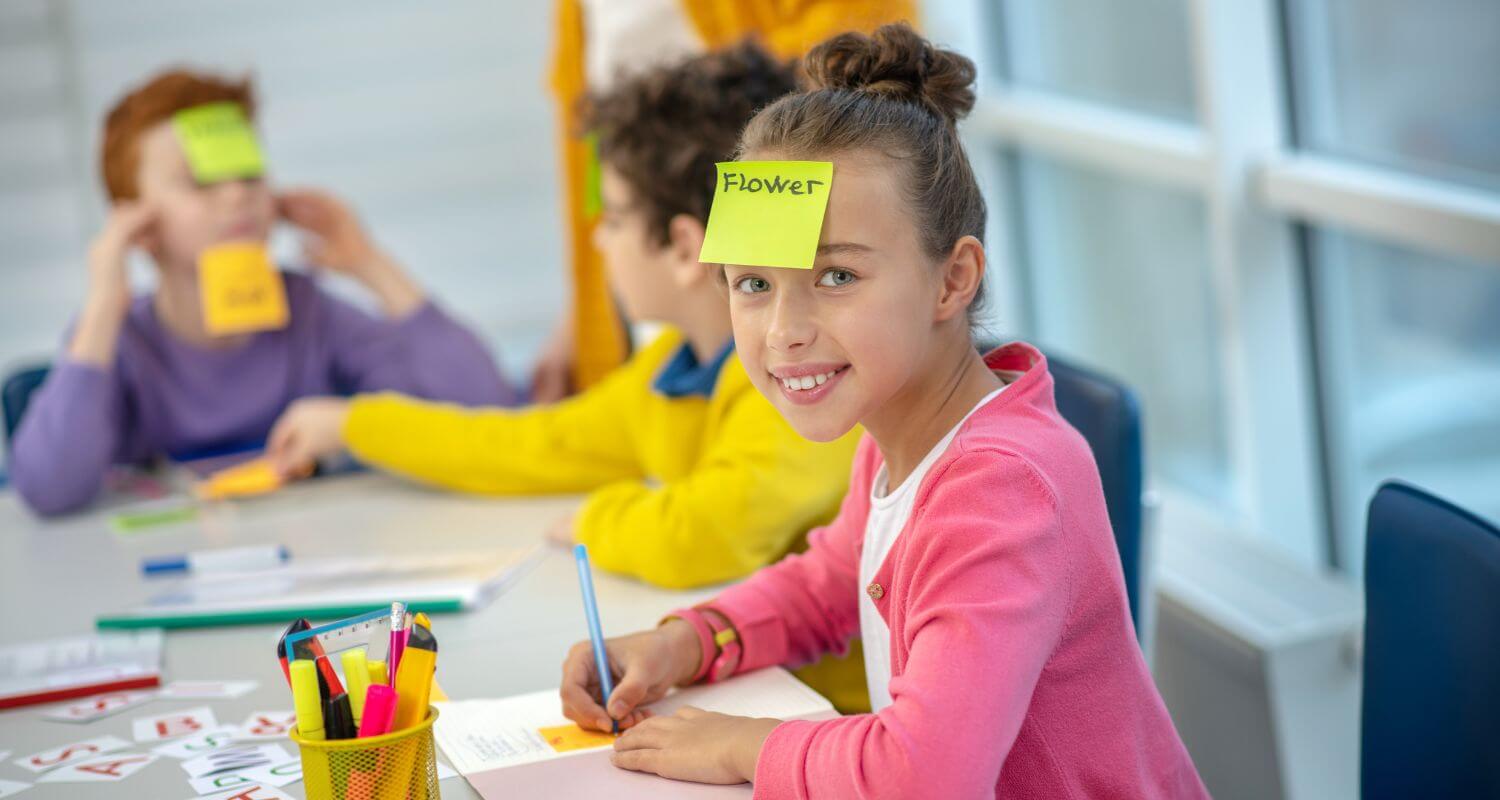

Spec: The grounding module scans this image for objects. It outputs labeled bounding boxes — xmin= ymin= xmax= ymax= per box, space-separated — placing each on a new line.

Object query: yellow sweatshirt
xmin=342 ymin=329 xmax=861 ymax=589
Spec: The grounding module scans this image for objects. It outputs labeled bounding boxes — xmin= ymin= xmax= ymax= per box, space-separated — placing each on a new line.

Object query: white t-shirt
xmin=860 ymin=385 xmax=1009 ymax=711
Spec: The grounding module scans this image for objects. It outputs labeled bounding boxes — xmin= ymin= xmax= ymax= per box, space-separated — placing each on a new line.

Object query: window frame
xmin=930 ymin=0 xmax=1500 ymax=570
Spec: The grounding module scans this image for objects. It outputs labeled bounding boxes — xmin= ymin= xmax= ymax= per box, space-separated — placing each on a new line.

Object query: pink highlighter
xmin=359 ymin=685 xmax=399 ymax=737
xmin=388 ymin=602 xmax=409 ymax=685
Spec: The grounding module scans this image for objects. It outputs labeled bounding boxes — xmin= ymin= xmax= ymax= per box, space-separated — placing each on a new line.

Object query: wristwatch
xmin=664 ymin=606 xmax=742 ymax=684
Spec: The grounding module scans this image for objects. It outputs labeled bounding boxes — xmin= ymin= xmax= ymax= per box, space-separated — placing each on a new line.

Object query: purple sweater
xmin=11 ymin=271 xmax=517 ymax=515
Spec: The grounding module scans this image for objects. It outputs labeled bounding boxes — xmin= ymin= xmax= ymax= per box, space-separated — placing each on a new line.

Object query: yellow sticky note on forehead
xmin=172 ymin=102 xmax=265 ymax=184
xmin=198 ymin=242 xmax=288 ymax=335
xmin=699 ymin=161 xmax=833 ymax=269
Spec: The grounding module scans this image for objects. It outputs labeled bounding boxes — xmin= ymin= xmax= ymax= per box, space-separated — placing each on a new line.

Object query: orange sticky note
xmin=198 ymin=242 xmax=288 ymax=335
xmin=196 ymin=457 xmax=282 ymax=500
xmin=537 ymin=724 xmax=616 ymax=753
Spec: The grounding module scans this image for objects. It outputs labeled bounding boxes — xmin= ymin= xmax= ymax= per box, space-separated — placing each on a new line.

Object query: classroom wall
xmin=0 ymin=0 xmax=565 ymax=385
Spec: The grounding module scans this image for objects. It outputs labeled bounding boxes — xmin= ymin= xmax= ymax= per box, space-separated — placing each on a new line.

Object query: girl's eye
xmin=733 ymin=276 xmax=770 ymax=294
xmin=818 ymin=269 xmax=856 ymax=288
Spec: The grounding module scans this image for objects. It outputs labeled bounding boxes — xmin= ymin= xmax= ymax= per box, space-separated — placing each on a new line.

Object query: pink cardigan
xmin=709 ymin=343 xmax=1208 ymax=799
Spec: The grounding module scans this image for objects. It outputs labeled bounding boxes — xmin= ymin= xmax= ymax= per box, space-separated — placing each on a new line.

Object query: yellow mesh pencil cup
xmin=290 ymin=707 xmax=440 ymax=800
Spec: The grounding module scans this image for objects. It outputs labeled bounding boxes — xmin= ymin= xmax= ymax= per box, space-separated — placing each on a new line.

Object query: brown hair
xmin=101 ymin=69 xmax=256 ymax=201
xmin=583 ymin=41 xmax=797 ymax=247
xmin=740 ymin=23 xmax=988 ymax=309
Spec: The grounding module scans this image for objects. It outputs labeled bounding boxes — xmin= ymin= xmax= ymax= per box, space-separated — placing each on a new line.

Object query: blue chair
xmin=1044 ymin=352 xmax=1146 ymax=630
xmin=3 ymin=364 xmax=49 ymax=448
xmin=1361 ymin=481 xmax=1500 ymax=799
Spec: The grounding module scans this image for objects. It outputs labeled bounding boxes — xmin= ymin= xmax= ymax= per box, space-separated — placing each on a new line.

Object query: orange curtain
xmin=548 ymin=0 xmax=918 ymax=390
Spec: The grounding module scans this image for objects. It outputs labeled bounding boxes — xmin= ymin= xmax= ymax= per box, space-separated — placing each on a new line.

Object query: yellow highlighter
xmin=390 ymin=624 xmax=437 ymax=730
xmin=411 ymin=613 xmax=448 ymax=702
xmin=342 ymin=649 xmax=371 ymax=727
xmin=290 ymin=659 xmax=324 ymax=741
xmin=367 ymin=659 xmax=387 ymax=687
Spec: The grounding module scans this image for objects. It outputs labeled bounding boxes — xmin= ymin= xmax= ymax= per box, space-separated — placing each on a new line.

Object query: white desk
xmin=0 ymin=473 xmax=719 ymax=798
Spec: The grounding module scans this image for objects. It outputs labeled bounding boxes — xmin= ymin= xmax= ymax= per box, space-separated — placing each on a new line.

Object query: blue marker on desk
xmin=142 ymin=544 xmax=289 ymax=576
xmin=574 ymin=544 xmax=617 ymax=733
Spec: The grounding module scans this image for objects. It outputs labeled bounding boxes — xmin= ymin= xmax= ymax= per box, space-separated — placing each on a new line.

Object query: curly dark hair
xmin=583 ymin=41 xmax=798 ymax=247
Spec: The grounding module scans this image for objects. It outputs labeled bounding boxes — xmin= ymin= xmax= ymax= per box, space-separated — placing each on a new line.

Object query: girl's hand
xmin=266 ymin=396 xmax=352 ymax=478
xmin=611 ymin=707 xmax=780 ymax=785
xmin=560 ymin=620 xmax=701 ymax=732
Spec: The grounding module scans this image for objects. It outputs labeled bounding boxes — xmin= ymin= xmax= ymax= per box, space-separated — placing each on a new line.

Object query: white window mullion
xmin=928 ymin=2 xmax=1032 ymax=336
xmin=969 ymin=90 xmax=1208 ymax=192
xmin=1190 ymin=0 xmax=1327 ymax=566
xmin=1260 ymin=155 xmax=1500 ymax=266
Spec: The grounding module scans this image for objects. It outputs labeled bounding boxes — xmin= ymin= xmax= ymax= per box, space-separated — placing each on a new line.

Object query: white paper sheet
xmin=0 ymin=630 xmax=162 ymax=707
xmin=434 ymin=667 xmax=834 ymax=775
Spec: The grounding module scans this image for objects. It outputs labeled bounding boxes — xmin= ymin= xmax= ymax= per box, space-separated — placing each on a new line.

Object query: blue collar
xmin=652 ymin=338 xmax=736 ymax=398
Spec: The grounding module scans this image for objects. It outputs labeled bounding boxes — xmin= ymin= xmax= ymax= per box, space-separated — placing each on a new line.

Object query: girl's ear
xmin=666 ymin=213 xmax=709 ymax=288
xmin=934 ymin=235 xmax=986 ymax=323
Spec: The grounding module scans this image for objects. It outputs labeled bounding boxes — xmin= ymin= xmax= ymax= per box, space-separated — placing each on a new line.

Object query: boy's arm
xmin=319 ymin=287 xmax=517 ymax=407
xmin=574 ymin=396 xmax=861 ymax=589
xmin=341 ymin=347 xmax=659 ymax=494
xmin=692 ymin=436 xmax=876 ymax=666
xmin=10 ymin=360 xmax=127 ymax=516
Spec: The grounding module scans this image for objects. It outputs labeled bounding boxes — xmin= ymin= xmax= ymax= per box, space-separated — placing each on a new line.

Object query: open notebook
xmin=97 ymin=546 xmax=543 ymax=629
xmin=435 ymin=666 xmax=839 ymax=798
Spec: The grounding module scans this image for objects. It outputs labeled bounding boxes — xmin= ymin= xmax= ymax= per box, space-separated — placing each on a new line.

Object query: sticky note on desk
xmin=196 ymin=457 xmax=282 ymax=501
xmin=198 ymin=242 xmax=288 ymax=335
xmin=173 ymin=102 xmax=265 ymax=185
xmin=698 ymin=161 xmax=833 ymax=269
xmin=537 ymin=723 xmax=616 ymax=753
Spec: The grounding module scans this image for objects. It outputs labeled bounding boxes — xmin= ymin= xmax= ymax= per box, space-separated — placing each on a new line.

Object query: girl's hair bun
xmin=802 ymin=22 xmax=976 ymax=125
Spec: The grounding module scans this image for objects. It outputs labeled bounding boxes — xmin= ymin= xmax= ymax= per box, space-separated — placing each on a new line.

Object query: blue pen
xmin=142 ymin=544 xmax=289 ymax=576
xmin=574 ymin=544 xmax=617 ymax=734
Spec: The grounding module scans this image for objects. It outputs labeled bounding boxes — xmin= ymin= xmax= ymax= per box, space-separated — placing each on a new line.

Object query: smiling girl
xmin=557 ymin=23 xmax=1209 ymax=798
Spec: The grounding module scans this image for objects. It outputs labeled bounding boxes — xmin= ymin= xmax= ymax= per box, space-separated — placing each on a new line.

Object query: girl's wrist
xmin=728 ymin=717 xmax=780 ymax=783
xmin=658 ymin=618 xmax=703 ymax=686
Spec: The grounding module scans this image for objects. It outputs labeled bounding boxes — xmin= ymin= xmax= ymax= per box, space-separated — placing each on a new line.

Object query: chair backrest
xmin=3 ymin=364 xmax=50 ymax=447
xmin=1044 ymin=352 xmax=1146 ymax=628
xmin=1361 ymin=481 xmax=1500 ymax=799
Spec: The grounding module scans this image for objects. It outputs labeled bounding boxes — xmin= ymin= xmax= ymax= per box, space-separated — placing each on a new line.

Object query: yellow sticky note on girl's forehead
xmin=172 ymin=102 xmax=265 ymax=184
xmin=699 ymin=161 xmax=833 ymax=269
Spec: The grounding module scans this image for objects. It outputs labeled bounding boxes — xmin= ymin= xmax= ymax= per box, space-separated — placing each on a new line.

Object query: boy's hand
xmin=277 ymin=189 xmax=381 ymax=277
xmin=529 ymin=319 xmax=576 ymax=403
xmin=611 ymin=707 xmax=779 ymax=785
xmin=278 ymin=188 xmax=424 ymax=316
xmin=560 ymin=620 xmax=702 ymax=733
xmin=546 ymin=513 xmax=578 ymax=546
xmin=68 ymin=202 xmax=159 ymax=365
xmin=86 ymin=201 xmax=158 ymax=315
xmin=266 ymin=396 xmax=353 ymax=478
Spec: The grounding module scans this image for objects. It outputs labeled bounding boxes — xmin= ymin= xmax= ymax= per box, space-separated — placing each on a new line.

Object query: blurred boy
xmin=12 ymin=69 xmax=516 ymax=516
xmin=268 ymin=43 xmax=860 ymax=589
